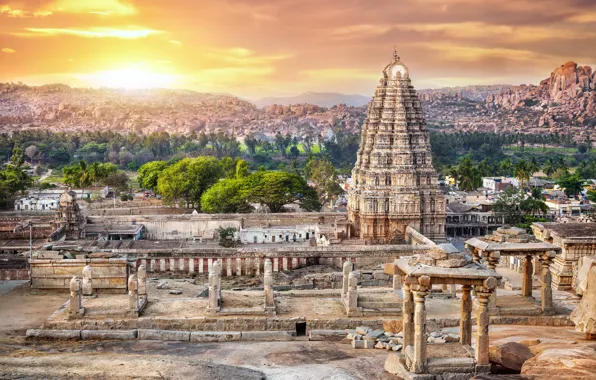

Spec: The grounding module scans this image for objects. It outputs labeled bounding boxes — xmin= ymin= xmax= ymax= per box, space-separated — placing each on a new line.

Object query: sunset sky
xmin=1 ymin=0 xmax=596 ymax=99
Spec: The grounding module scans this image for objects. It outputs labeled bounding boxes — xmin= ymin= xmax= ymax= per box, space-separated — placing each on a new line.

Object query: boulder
xmin=489 ymin=342 xmax=535 ymax=372
xmin=521 ymin=347 xmax=596 ymax=379
xmin=571 ymin=265 xmax=596 ymax=335
xmin=574 ymin=257 xmax=596 ymax=296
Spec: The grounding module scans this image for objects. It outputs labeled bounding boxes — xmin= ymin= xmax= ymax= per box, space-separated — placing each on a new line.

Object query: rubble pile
xmin=345 ymin=326 xmax=459 ymax=351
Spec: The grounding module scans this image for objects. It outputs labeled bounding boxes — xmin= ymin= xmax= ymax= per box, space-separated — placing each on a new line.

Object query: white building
xmin=240 ymin=225 xmax=318 ymax=244
xmin=14 ymin=196 xmax=60 ymax=212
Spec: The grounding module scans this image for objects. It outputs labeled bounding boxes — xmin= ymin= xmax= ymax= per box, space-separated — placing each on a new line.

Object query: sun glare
xmin=79 ymin=68 xmax=177 ymax=89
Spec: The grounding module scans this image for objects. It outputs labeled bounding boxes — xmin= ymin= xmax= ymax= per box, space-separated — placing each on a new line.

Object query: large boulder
xmin=521 ymin=347 xmax=596 ymax=379
xmin=489 ymin=342 xmax=535 ymax=372
xmin=571 ymin=265 xmax=596 ymax=336
xmin=574 ymin=257 xmax=596 ymax=296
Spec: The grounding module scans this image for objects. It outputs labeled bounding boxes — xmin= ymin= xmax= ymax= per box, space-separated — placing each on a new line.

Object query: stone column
xmin=460 ymin=284 xmax=473 ymax=346
xmin=487 ymin=251 xmax=500 ymax=309
xmin=69 ymin=276 xmax=83 ymax=316
xmin=393 ymin=274 xmax=402 ymax=291
xmin=346 ymin=271 xmax=358 ymax=315
xmin=264 ymin=259 xmax=275 ymax=312
xmin=402 ymin=282 xmax=415 ymax=348
xmin=213 ymin=260 xmax=222 ymax=301
xmin=522 ymin=255 xmax=533 ymax=297
xmin=128 ymin=273 xmax=138 ymax=312
xmin=138 ymin=263 xmax=147 ymax=302
xmin=475 ymin=277 xmax=497 ymax=369
xmin=412 ymin=275 xmax=431 ymax=374
xmin=208 ymin=265 xmax=220 ymax=312
xmin=82 ymin=265 xmax=93 ymax=296
xmin=342 ymin=260 xmax=352 ymax=298
xmin=540 ymin=251 xmax=556 ymax=314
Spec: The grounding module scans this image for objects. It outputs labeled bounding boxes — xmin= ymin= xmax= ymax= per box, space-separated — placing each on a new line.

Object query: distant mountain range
xmin=254 ymin=92 xmax=370 ymax=108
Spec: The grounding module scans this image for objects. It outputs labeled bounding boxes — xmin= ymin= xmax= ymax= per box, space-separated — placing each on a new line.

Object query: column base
xmin=475 ymin=363 xmax=491 ymax=374
xmin=542 ymin=307 xmax=555 ymax=315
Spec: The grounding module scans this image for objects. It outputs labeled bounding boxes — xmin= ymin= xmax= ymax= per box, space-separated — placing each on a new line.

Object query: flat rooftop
xmin=534 ymin=222 xmax=596 ymax=238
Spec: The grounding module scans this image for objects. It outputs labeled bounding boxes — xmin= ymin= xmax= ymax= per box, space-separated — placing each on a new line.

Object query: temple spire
xmin=392 ymin=46 xmax=400 ymax=62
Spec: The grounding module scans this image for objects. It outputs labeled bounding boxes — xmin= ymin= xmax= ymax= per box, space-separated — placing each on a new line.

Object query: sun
xmin=80 ymin=68 xmax=178 ymax=89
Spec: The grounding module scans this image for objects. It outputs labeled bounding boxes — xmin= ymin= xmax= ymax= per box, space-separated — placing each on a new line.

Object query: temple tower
xmin=347 ymin=50 xmax=445 ymax=242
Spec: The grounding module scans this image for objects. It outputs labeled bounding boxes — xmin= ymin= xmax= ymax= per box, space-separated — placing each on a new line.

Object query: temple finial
xmin=392 ymin=46 xmax=399 ymax=62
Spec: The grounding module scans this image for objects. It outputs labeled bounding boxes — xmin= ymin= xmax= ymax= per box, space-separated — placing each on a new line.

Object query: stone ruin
xmin=385 ymin=248 xmax=501 ymax=379
xmin=571 ymin=257 xmax=596 ymax=339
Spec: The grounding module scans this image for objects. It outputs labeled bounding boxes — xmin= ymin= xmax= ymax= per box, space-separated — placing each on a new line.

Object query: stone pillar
xmin=522 ymin=255 xmax=533 ymax=297
xmin=82 ymin=265 xmax=93 ymax=296
xmin=342 ymin=260 xmax=352 ymax=298
xmin=540 ymin=251 xmax=556 ymax=314
xmin=393 ymin=274 xmax=401 ymax=290
xmin=138 ymin=263 xmax=147 ymax=302
xmin=403 ymin=282 xmax=415 ymax=348
xmin=412 ymin=275 xmax=431 ymax=374
xmin=208 ymin=264 xmax=220 ymax=312
xmin=487 ymin=251 xmax=500 ymax=309
xmin=69 ymin=276 xmax=83 ymax=316
xmin=475 ymin=277 xmax=497 ymax=369
xmin=346 ymin=271 xmax=359 ymax=315
xmin=213 ymin=260 xmax=222 ymax=303
xmin=264 ymin=259 xmax=275 ymax=312
xmin=460 ymin=285 xmax=473 ymax=346
xmin=128 ymin=273 xmax=138 ymax=312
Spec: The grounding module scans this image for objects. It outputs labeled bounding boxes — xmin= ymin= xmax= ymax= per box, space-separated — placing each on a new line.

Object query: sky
xmin=1 ymin=0 xmax=596 ymax=99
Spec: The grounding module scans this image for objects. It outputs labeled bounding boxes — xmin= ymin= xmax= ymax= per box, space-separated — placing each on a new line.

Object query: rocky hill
xmin=0 ymin=83 xmax=364 ymax=138
xmin=1 ymin=62 xmax=595 ymax=141
xmin=254 ymin=92 xmax=370 ymax=108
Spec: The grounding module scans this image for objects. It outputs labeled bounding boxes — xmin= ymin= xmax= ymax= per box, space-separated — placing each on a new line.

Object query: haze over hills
xmin=254 ymin=92 xmax=370 ymax=108
xmin=0 ymin=61 xmax=595 ymax=142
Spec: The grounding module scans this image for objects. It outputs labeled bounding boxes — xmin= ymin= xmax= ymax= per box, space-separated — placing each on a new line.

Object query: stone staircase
xmin=358 ymin=295 xmax=401 ymax=315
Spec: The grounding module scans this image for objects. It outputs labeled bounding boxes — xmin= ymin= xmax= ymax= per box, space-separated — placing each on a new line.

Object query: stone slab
xmin=240 ymin=331 xmax=295 ymax=341
xmin=138 ymin=329 xmax=190 ymax=342
xmin=26 ymin=329 xmax=81 ymax=340
xmin=308 ymin=330 xmax=345 ymax=341
xmin=190 ymin=332 xmax=241 ymax=343
xmin=81 ymin=330 xmax=137 ymax=340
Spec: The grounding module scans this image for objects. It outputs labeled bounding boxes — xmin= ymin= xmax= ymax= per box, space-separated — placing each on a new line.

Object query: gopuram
xmin=348 ymin=50 xmax=446 ymax=243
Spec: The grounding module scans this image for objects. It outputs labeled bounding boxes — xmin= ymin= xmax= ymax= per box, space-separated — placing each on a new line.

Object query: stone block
xmin=308 ymin=330 xmax=345 ymax=341
xmin=81 ymin=330 xmax=137 ymax=340
xmin=26 ymin=329 xmax=81 ymax=340
xmin=384 ymin=352 xmax=405 ymax=375
xmin=489 ymin=342 xmax=535 ymax=372
xmin=240 ymin=331 xmax=295 ymax=341
xmin=352 ymin=339 xmax=365 ymax=349
xmin=138 ymin=329 xmax=190 ymax=342
xmin=190 ymin=332 xmax=241 ymax=342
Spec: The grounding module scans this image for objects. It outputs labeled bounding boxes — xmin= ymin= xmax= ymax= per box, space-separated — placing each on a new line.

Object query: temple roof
xmin=465 ymin=237 xmax=561 ymax=254
xmin=395 ymin=257 xmax=501 ymax=283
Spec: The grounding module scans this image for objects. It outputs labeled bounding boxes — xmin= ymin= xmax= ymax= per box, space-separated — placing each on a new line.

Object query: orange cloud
xmin=2 ymin=47 xmax=16 ymax=53
xmin=49 ymin=0 xmax=137 ymax=15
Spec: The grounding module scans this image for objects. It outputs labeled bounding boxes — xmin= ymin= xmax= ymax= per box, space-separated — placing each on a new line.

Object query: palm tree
xmin=528 ymin=158 xmax=540 ymax=177
xmin=521 ymin=187 xmax=549 ymax=216
xmin=514 ymin=160 xmax=531 ymax=189
xmin=556 ymin=155 xmax=568 ymax=173
xmin=543 ymin=158 xmax=557 ymax=177
xmin=457 ymin=157 xmax=481 ymax=191
xmin=500 ymin=158 xmax=514 ymax=176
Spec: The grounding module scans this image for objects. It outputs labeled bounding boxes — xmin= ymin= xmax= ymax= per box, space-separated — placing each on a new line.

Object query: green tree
xmin=514 ymin=160 xmax=531 ymax=189
xmin=0 ymin=148 xmax=33 ymax=204
xmin=138 ymin=161 xmax=168 ymax=191
xmin=235 ymin=159 xmax=249 ymax=178
xmin=556 ymin=174 xmax=584 ymax=197
xmin=304 ymin=157 xmax=344 ymax=206
xmin=493 ymin=187 xmax=524 ymax=224
xmin=542 ymin=158 xmax=557 ymax=177
xmin=241 ymin=171 xmax=320 ymax=212
xmin=200 ymin=178 xmax=252 ymax=213
xmin=157 ymin=157 xmax=223 ymax=208
xmin=500 ymin=158 xmax=514 ymax=176
xmin=456 ymin=157 xmax=481 ymax=191
xmin=520 ymin=188 xmax=549 ymax=216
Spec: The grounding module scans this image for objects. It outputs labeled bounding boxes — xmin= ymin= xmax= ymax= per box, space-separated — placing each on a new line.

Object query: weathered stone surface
xmin=519 ymin=338 xmax=541 ymax=347
xmin=308 ymin=330 xmax=345 ymax=341
xmin=81 ymin=330 xmax=136 ymax=340
xmin=364 ymin=329 xmax=385 ymax=340
xmin=26 ymin=329 xmax=81 ymax=340
xmin=575 ymin=257 xmax=596 ymax=296
xmin=521 ymin=347 xmax=596 ymax=379
xmin=382 ymin=319 xmax=403 ymax=334
xmin=138 ymin=329 xmax=190 ymax=342
xmin=489 ymin=342 xmax=535 ymax=372
xmin=190 ymin=332 xmax=241 ymax=343
xmin=241 ymin=331 xmax=294 ymax=341
xmin=384 ymin=352 xmax=403 ymax=374
xmin=352 ymin=340 xmax=365 ymax=349
xmin=355 ymin=326 xmax=371 ymax=335
xmin=571 ymin=266 xmax=596 ymax=334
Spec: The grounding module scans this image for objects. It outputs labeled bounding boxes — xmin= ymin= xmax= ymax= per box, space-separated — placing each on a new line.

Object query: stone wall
xmin=30 ymin=258 xmax=128 ymax=290
xmin=87 ymin=212 xmax=346 ymax=241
